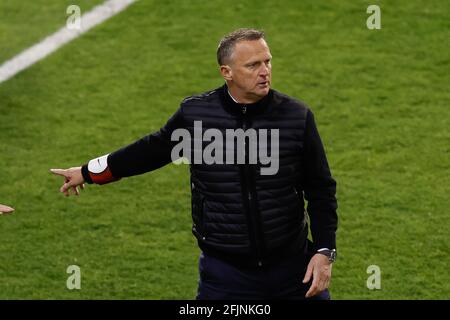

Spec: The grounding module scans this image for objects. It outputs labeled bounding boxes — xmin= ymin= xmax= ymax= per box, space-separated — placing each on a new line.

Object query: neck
xmin=220 ymin=84 xmax=273 ymax=117
xmin=227 ymin=85 xmax=263 ymax=104
xmin=227 ymin=90 xmax=240 ymax=103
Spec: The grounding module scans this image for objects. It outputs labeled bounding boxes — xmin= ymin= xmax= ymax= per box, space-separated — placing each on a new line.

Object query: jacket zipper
xmin=241 ymin=113 xmax=265 ymax=267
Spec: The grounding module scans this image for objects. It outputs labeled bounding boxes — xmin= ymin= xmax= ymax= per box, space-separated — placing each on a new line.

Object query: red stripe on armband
xmin=89 ymin=167 xmax=119 ymax=185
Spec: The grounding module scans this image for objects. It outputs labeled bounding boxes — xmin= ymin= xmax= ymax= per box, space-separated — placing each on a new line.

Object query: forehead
xmin=232 ymin=39 xmax=271 ymax=63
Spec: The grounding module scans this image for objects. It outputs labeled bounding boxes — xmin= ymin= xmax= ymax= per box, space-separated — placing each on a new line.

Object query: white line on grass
xmin=0 ymin=0 xmax=137 ymax=84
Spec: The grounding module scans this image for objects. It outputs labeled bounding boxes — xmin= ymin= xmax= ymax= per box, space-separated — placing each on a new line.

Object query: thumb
xmin=303 ymin=262 xmax=314 ymax=283
xmin=50 ymin=169 xmax=68 ymax=177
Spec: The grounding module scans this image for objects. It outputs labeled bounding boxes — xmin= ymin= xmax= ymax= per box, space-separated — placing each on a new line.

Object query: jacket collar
xmin=219 ymin=84 xmax=273 ymax=116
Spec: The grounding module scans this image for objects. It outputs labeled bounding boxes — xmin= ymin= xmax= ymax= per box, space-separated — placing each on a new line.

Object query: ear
xmin=220 ymin=65 xmax=232 ymax=81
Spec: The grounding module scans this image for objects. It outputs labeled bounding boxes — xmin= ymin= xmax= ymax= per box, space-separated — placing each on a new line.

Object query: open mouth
xmin=258 ymin=81 xmax=269 ymax=87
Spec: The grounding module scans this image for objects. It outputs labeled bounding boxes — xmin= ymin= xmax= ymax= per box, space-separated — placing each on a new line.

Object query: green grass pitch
xmin=0 ymin=0 xmax=449 ymax=299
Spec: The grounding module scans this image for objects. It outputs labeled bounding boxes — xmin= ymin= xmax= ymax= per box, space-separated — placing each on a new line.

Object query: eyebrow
xmin=245 ymin=57 xmax=272 ymax=66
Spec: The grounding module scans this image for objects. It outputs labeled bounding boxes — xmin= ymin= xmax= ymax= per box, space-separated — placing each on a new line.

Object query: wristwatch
xmin=317 ymin=249 xmax=337 ymax=263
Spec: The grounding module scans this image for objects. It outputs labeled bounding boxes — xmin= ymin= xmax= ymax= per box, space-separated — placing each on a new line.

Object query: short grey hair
xmin=217 ymin=28 xmax=266 ymax=65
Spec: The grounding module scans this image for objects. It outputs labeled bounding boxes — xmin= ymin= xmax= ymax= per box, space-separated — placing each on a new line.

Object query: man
xmin=51 ymin=28 xmax=338 ymax=299
xmin=0 ymin=204 xmax=14 ymax=214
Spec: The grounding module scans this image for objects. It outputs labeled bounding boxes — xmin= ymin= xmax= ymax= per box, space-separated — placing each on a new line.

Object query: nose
xmin=259 ymin=64 xmax=270 ymax=77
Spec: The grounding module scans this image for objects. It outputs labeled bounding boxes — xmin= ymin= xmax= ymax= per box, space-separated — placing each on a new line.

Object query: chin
xmin=256 ymin=86 xmax=270 ymax=96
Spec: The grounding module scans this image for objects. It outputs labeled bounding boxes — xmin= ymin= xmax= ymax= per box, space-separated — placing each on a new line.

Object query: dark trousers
xmin=196 ymin=249 xmax=331 ymax=300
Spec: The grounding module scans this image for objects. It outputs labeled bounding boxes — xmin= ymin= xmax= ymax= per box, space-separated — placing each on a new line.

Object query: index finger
xmin=50 ymin=169 xmax=67 ymax=177
xmin=0 ymin=204 xmax=14 ymax=214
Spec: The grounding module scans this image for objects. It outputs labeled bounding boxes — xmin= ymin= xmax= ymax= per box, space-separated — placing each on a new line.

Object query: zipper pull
xmin=242 ymin=106 xmax=247 ymax=114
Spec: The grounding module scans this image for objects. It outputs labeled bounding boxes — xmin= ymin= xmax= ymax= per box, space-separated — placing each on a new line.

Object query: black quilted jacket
xmin=87 ymin=84 xmax=338 ymax=267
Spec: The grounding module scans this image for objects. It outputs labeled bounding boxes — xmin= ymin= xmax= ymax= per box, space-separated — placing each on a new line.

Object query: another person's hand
xmin=303 ymin=253 xmax=333 ymax=298
xmin=50 ymin=167 xmax=85 ymax=196
xmin=0 ymin=204 xmax=14 ymax=215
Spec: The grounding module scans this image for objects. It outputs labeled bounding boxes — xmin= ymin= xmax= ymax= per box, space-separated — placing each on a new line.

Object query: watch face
xmin=320 ymin=250 xmax=336 ymax=262
xmin=330 ymin=251 xmax=336 ymax=262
